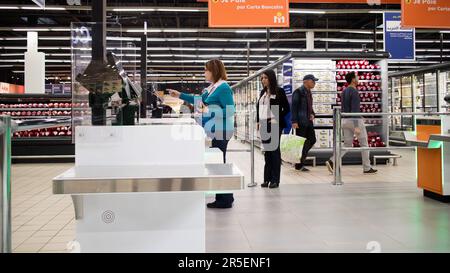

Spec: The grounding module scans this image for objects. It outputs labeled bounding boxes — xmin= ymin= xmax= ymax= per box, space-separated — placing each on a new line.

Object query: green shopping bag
xmin=280 ymin=129 xmax=306 ymax=164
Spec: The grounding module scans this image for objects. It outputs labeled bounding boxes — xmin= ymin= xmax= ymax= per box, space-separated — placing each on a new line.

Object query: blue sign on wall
xmin=383 ymin=12 xmax=415 ymax=61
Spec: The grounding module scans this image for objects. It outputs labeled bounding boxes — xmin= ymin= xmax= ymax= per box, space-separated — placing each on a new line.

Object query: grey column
xmin=333 ymin=107 xmax=343 ymax=185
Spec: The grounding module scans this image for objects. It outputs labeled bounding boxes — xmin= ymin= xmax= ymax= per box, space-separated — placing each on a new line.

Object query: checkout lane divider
xmin=332 ymin=109 xmax=450 ymax=186
xmin=0 ymin=116 xmax=72 ymax=253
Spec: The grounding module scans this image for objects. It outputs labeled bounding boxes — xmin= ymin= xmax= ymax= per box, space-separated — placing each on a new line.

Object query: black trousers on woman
xmin=260 ymin=119 xmax=282 ymax=185
xmin=211 ymin=138 xmax=234 ymax=206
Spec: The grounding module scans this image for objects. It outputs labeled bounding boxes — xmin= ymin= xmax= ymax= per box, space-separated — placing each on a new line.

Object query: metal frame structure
xmin=0 ymin=117 xmax=71 ymax=253
xmin=331 ymin=109 xmax=450 ymax=185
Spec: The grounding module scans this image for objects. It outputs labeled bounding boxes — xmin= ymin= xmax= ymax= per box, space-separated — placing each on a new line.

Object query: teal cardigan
xmin=179 ymin=82 xmax=235 ymax=138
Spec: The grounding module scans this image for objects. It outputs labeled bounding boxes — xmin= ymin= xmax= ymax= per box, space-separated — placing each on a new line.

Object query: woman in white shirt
xmin=256 ymin=70 xmax=290 ymax=188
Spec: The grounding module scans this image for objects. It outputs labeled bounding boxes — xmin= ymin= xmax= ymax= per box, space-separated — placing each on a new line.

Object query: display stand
xmin=53 ymin=122 xmax=244 ymax=252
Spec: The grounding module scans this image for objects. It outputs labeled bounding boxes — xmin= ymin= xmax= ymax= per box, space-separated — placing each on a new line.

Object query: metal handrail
xmin=231 ymin=53 xmax=293 ymax=89
xmin=332 ymin=109 xmax=450 ymax=185
xmin=341 ymin=112 xmax=450 ymax=117
xmin=13 ymin=118 xmax=72 ymax=132
xmin=1 ymin=115 xmax=71 ymax=253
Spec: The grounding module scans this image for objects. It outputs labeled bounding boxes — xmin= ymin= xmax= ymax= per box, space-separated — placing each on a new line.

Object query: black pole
xmin=266 ymin=28 xmax=270 ymax=65
xmin=326 ymin=18 xmax=329 ymax=51
xmin=140 ymin=32 xmax=148 ymax=118
xmin=91 ymin=0 xmax=106 ymax=62
xmin=247 ymin=42 xmax=250 ymax=76
xmin=89 ymin=0 xmax=107 ymax=126
xmin=440 ymin=33 xmax=444 ymax=64
xmin=373 ymin=16 xmax=378 ymax=51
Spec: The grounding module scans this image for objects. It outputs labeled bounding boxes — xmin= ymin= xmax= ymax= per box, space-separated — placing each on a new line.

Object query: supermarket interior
xmin=1 ymin=0 xmax=450 ymax=254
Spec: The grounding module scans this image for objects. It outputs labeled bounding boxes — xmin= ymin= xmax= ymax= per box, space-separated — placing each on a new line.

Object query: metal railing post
xmin=0 ymin=116 xmax=12 ymax=253
xmin=248 ymin=110 xmax=257 ymax=187
xmin=333 ymin=107 xmax=343 ymax=186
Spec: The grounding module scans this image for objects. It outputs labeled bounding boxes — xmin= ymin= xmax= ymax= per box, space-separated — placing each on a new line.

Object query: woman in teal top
xmin=168 ymin=59 xmax=236 ymax=209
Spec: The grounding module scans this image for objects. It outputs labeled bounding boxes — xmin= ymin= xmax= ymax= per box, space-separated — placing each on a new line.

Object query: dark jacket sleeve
xmin=291 ymin=88 xmax=299 ymax=124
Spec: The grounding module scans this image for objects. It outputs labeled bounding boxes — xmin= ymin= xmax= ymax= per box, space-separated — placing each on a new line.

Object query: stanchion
xmin=248 ymin=110 xmax=257 ymax=187
xmin=332 ymin=107 xmax=343 ymax=186
xmin=0 ymin=116 xmax=12 ymax=253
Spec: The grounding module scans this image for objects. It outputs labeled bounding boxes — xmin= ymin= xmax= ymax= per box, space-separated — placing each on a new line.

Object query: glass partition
xmin=391 ymin=77 xmax=401 ymax=131
xmin=424 ymin=72 xmax=438 ymax=113
xmin=400 ymin=76 xmax=413 ymax=131
xmin=71 ymin=22 xmax=141 ymax=142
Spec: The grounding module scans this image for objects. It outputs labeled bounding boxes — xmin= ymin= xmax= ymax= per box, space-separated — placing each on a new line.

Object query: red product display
xmin=353 ymin=131 xmax=386 ymax=148
xmin=336 ymin=59 xmax=385 ymax=147
xmin=1 ymin=99 xmax=77 ymax=139
xmin=13 ymin=126 xmax=72 ymax=139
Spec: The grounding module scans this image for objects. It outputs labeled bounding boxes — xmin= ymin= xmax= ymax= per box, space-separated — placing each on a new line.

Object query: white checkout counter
xmin=52 ymin=119 xmax=244 ymax=252
xmin=403 ymin=115 xmax=450 ymax=202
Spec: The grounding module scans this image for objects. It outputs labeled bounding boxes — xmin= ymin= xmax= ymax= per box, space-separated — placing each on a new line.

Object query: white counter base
xmin=73 ymin=192 xmax=204 ymax=253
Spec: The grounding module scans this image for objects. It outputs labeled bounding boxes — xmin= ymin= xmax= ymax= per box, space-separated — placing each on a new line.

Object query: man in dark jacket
xmin=291 ymin=74 xmax=318 ymax=171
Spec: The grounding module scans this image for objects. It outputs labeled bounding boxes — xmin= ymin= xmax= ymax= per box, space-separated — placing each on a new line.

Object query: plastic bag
xmin=280 ymin=129 xmax=306 ymax=164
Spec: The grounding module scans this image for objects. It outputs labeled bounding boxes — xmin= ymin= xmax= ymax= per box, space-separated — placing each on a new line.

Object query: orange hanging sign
xmin=200 ymin=0 xmax=400 ymax=4
xmin=402 ymin=0 xmax=450 ymax=29
xmin=208 ymin=0 xmax=290 ymax=28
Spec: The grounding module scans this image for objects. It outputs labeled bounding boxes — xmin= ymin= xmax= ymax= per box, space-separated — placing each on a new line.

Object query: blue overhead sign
xmin=383 ymin=11 xmax=415 ymax=61
xmin=282 ymin=61 xmax=293 ymax=95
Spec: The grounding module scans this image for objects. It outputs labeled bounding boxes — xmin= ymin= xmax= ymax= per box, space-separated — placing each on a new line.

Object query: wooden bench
xmin=373 ymin=155 xmax=402 ymax=166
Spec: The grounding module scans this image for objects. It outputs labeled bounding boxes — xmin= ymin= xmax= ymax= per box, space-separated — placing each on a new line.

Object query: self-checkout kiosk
xmin=52 ymin=124 xmax=243 ymax=252
xmin=405 ymin=94 xmax=450 ymax=202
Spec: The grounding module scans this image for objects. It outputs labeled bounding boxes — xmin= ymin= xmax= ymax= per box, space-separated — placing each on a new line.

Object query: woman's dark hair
xmin=261 ymin=69 xmax=279 ymax=96
xmin=345 ymin=72 xmax=356 ymax=84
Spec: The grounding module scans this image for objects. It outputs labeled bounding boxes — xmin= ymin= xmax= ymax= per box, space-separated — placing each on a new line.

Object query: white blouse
xmin=259 ymin=92 xmax=275 ymax=120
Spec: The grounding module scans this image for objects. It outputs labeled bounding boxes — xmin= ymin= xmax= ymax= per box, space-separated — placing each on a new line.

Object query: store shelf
xmin=315 ymin=114 xmax=333 ymax=117
xmin=337 ymin=80 xmax=381 ymax=83
xmin=336 ymin=69 xmax=381 ymax=72
xmin=0 ymin=108 xmax=72 ymax=111
xmin=314 ymin=125 xmax=333 ymax=129
xmin=12 ymin=137 xmax=71 ymax=142
xmin=336 ymin=102 xmax=381 ymax=105
xmin=9 ymin=116 xmax=71 ymax=119
xmin=293 ymin=69 xmax=336 ymax=71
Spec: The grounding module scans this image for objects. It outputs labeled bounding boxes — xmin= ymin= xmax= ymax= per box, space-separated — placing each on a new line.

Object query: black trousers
xmin=261 ymin=120 xmax=282 ymax=185
xmin=211 ymin=138 xmax=234 ymax=206
xmin=296 ymin=122 xmax=317 ymax=165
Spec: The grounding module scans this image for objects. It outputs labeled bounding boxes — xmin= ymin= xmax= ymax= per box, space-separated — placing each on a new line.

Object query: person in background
xmin=326 ymin=72 xmax=377 ymax=174
xmin=168 ymin=59 xmax=236 ymax=209
xmin=291 ymin=74 xmax=318 ymax=172
xmin=256 ymin=69 xmax=290 ymax=189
